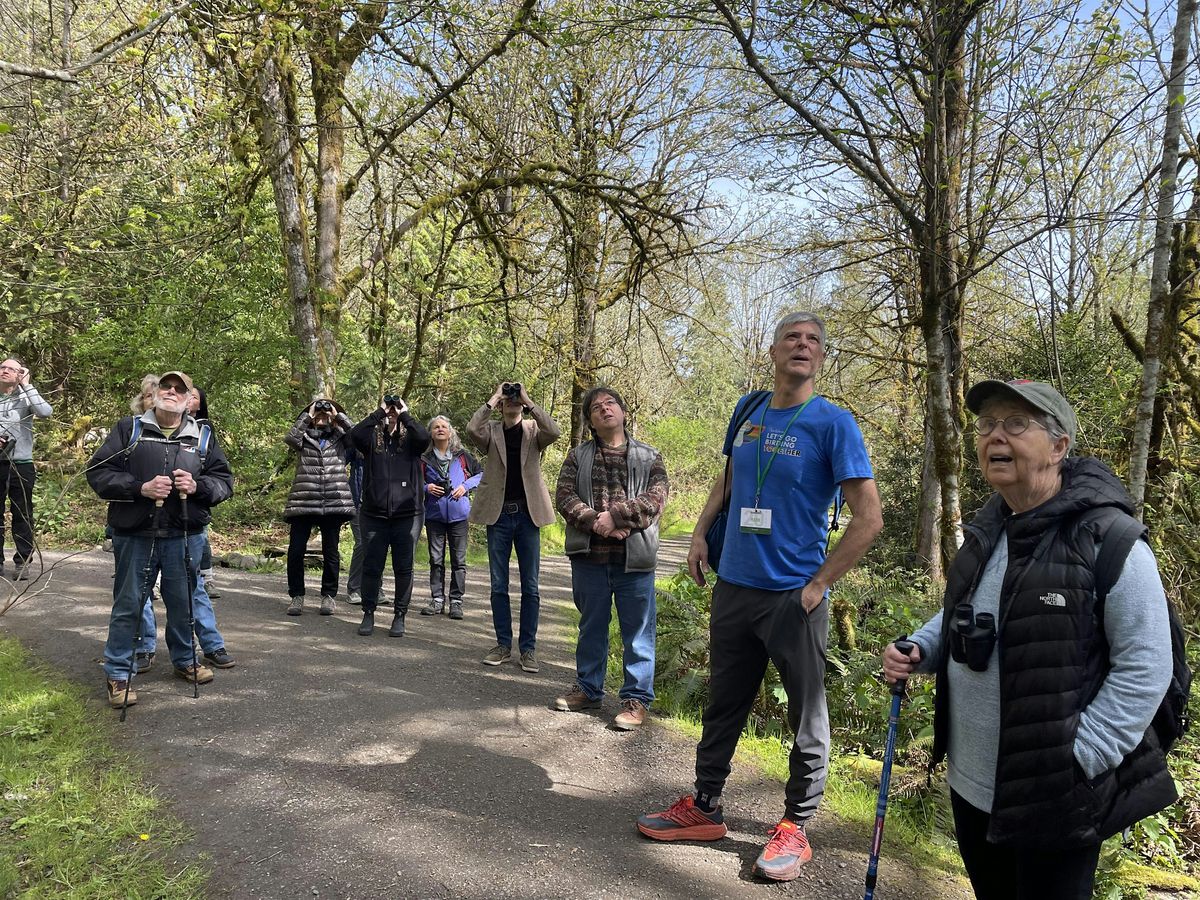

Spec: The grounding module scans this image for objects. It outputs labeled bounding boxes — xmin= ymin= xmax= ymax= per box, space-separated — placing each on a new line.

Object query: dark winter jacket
xmin=350 ymin=409 xmax=431 ymax=519
xmin=933 ymin=456 xmax=1177 ymax=848
xmin=87 ymin=410 xmax=234 ymax=536
xmin=283 ymin=413 xmax=356 ymax=520
xmin=421 ymin=448 xmax=482 ymax=524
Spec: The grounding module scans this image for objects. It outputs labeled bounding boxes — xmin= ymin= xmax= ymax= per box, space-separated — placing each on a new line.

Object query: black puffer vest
xmin=933 ymin=457 xmax=1177 ymax=847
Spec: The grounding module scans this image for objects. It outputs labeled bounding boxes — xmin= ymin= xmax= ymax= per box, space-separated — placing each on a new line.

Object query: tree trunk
xmin=255 ymin=49 xmax=320 ymax=396
xmin=568 ymin=81 xmax=602 ymax=447
xmin=1129 ymin=0 xmax=1197 ymax=515
xmin=919 ymin=13 xmax=970 ymax=571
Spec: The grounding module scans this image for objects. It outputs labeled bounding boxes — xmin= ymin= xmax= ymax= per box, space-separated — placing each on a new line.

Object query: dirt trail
xmin=1 ymin=544 xmax=968 ymax=899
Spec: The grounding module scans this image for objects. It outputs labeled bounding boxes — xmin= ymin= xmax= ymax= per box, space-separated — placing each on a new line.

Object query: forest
xmin=2 ymin=0 xmax=1199 ymax=893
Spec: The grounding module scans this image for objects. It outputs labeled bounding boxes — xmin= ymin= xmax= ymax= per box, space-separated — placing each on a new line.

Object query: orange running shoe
xmin=637 ymin=795 xmax=727 ymax=842
xmin=754 ymin=818 xmax=812 ymax=881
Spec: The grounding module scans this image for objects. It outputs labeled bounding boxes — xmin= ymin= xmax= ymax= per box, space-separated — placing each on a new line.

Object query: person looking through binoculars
xmin=350 ymin=394 xmax=430 ymax=637
xmin=283 ymin=398 xmax=356 ymax=616
xmin=467 ymin=381 xmax=561 ymax=673
xmin=87 ymin=370 xmax=234 ymax=709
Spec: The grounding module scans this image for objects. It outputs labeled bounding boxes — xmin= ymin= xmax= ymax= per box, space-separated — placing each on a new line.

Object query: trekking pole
xmin=121 ymin=498 xmax=163 ymax=721
xmin=864 ymin=637 xmax=915 ymax=900
xmin=181 ymin=490 xmax=199 ymax=699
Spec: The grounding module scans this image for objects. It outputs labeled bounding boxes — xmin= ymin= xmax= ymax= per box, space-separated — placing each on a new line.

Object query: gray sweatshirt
xmin=0 ymin=385 xmax=52 ymax=462
xmin=910 ymin=536 xmax=1171 ymax=813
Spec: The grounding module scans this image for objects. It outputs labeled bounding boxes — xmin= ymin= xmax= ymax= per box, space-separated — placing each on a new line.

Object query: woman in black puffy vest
xmin=881 ymin=379 xmax=1175 ymax=900
xmin=283 ymin=398 xmax=356 ymax=616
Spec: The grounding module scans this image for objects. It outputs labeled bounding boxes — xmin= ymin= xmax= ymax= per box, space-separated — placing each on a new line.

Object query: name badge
xmin=740 ymin=507 xmax=772 ymax=534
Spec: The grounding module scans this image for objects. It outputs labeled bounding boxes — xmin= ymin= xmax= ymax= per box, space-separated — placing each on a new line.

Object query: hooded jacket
xmin=350 ymin=409 xmax=431 ymax=519
xmin=283 ymin=412 xmax=356 ymax=520
xmin=87 ymin=410 xmax=234 ymax=536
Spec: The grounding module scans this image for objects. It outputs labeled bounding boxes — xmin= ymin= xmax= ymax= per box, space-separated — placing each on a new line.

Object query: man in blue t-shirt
xmin=637 ymin=311 xmax=883 ymax=882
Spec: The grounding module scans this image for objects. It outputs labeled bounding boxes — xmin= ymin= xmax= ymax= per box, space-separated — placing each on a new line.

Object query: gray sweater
xmin=910 ymin=536 xmax=1171 ymax=813
xmin=0 ymin=385 xmax=52 ymax=462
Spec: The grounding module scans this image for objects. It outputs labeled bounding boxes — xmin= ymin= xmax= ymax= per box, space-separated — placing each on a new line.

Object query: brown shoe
xmin=174 ymin=663 xmax=214 ymax=685
xmin=107 ymin=678 xmax=137 ymax=709
xmin=614 ymin=699 xmax=648 ymax=730
xmin=555 ymin=685 xmax=602 ymax=712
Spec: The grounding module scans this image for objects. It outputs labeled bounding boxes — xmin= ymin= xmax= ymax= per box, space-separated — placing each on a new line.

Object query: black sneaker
xmin=204 ymin=647 xmax=236 ymax=669
xmin=448 ymin=602 xmax=463 ymax=620
xmin=135 ymin=651 xmax=155 ymax=674
xmin=420 ymin=599 xmax=443 ymax=616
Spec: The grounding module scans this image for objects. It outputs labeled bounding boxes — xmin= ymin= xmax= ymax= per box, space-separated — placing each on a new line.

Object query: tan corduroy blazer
xmin=466 ymin=402 xmax=562 ymax=527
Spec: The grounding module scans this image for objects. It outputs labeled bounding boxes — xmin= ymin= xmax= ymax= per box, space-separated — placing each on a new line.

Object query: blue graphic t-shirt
xmin=718 ymin=393 xmax=874 ymax=591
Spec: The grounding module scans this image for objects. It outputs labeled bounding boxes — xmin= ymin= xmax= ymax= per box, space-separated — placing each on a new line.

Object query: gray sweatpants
xmin=694 ymin=578 xmax=830 ymax=822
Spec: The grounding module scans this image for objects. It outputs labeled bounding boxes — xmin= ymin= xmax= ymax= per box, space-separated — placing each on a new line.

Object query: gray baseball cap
xmin=966 ymin=379 xmax=1077 ymax=446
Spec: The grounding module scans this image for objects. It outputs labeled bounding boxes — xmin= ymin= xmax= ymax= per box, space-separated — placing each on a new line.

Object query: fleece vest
xmin=563 ymin=436 xmax=660 ymax=573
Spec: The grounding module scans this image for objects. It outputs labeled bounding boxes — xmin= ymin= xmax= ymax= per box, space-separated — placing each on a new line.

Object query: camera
xmin=502 ymin=382 xmax=523 ymax=400
xmin=949 ymin=603 xmax=996 ymax=672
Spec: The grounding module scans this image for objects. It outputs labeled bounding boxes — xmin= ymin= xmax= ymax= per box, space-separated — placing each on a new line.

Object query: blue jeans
xmin=140 ymin=571 xmax=225 ymax=655
xmin=570 ymin=558 xmax=656 ymax=705
xmin=105 ymin=532 xmax=208 ymax=678
xmin=486 ymin=507 xmax=541 ymax=652
xmin=361 ymin=513 xmax=422 ymax=614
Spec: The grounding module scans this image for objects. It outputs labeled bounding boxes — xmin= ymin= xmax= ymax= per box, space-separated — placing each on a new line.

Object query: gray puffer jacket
xmin=284 ymin=413 xmax=356 ymax=520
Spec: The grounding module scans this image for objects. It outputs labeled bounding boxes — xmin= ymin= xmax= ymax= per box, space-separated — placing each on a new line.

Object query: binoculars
xmin=436 ymin=478 xmax=453 ymax=495
xmin=501 ymin=382 xmax=523 ymax=399
xmin=949 ymin=603 xmax=996 ymax=672
xmin=313 ymin=400 xmax=333 ymax=413
xmin=383 ymin=395 xmax=403 ymax=408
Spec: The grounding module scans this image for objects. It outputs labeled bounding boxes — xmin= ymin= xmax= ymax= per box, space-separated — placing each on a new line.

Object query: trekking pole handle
xmin=891 ymin=638 xmax=915 ymax=697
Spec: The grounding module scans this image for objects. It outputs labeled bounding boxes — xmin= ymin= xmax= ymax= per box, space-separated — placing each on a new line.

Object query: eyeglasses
xmin=973 ymin=415 xmax=1048 ymax=437
xmin=589 ymin=399 xmax=620 ymax=414
xmin=0 ymin=365 xmax=20 ymax=373
xmin=158 ymin=382 xmax=187 ymax=395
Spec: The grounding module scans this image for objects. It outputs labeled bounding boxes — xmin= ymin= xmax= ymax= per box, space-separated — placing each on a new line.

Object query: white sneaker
xmin=347 ymin=591 xmax=362 ymax=606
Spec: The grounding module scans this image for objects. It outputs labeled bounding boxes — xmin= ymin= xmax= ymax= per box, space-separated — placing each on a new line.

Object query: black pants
xmin=286 ymin=515 xmax=344 ymax=598
xmin=694 ymin=578 xmax=830 ymax=822
xmin=427 ymin=519 xmax=468 ymax=605
xmin=0 ymin=460 xmax=35 ymax=568
xmin=951 ymin=789 xmax=1101 ymax=900
xmin=361 ymin=513 xmax=422 ymax=615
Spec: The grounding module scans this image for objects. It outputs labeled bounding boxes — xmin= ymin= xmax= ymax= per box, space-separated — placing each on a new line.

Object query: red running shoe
xmin=754 ymin=818 xmax=812 ymax=881
xmin=637 ymin=795 xmax=727 ymax=842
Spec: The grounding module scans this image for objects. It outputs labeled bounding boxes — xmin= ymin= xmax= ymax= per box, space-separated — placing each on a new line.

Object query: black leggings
xmin=951 ymin=789 xmax=1101 ymax=900
xmin=286 ymin=515 xmax=344 ymax=598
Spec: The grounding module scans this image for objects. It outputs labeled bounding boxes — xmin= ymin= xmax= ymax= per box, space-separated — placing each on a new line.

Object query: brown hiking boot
xmin=174 ymin=663 xmax=214 ymax=685
xmin=555 ymin=685 xmax=602 ymax=712
xmin=107 ymin=678 xmax=137 ymax=709
xmin=614 ymin=699 xmax=648 ymax=730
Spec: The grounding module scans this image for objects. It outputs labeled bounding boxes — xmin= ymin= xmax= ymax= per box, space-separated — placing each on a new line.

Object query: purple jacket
xmin=421 ymin=448 xmax=482 ymax=524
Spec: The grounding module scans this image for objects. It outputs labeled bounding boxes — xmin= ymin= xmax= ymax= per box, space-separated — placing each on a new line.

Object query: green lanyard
xmin=754 ymin=392 xmax=816 ymax=507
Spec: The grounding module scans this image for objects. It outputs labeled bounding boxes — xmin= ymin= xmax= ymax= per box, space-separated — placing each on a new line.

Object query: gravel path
xmin=1 ymin=543 xmax=969 ymax=899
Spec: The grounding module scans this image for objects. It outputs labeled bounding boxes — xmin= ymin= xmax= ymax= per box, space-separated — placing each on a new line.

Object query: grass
xmin=0 ymin=637 xmax=208 ymax=899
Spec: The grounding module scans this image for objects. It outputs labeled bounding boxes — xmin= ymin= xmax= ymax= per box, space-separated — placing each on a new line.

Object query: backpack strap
xmin=126 ymin=416 xmax=143 ymax=452
xmin=1090 ymin=511 xmax=1147 ymax=607
xmin=197 ymin=423 xmax=212 ymax=461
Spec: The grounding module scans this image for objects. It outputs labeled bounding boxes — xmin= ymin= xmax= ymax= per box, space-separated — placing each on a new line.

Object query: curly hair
xmin=426 ymin=415 xmax=462 ymax=453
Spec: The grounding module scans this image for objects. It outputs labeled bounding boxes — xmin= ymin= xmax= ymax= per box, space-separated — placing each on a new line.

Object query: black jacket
xmin=87 ymin=412 xmax=234 ymax=536
xmin=283 ymin=413 xmax=356 ymax=520
xmin=934 ymin=457 xmax=1176 ymax=847
xmin=350 ymin=409 xmax=430 ymax=519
